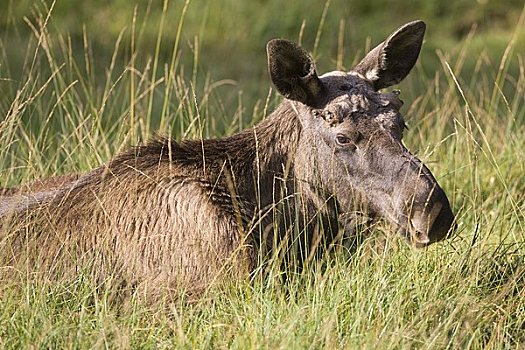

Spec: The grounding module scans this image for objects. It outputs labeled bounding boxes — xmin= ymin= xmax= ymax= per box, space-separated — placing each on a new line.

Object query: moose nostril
xmin=413 ymin=199 xmax=455 ymax=245
xmin=410 ymin=202 xmax=442 ymax=234
xmin=414 ymin=230 xmax=430 ymax=245
xmin=407 ymin=201 xmax=446 ymax=246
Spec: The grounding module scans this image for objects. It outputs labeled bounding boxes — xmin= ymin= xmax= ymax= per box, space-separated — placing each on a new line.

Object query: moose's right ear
xmin=267 ymin=39 xmax=325 ymax=107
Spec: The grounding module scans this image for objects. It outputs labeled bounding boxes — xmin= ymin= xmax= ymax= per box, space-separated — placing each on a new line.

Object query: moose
xmin=0 ymin=20 xmax=454 ymax=299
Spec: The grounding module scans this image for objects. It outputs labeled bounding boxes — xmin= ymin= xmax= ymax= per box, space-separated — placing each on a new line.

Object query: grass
xmin=1 ymin=1 xmax=525 ymax=349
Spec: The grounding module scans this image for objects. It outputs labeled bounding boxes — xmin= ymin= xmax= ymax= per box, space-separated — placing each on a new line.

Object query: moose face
xmin=267 ymin=21 xmax=455 ymax=246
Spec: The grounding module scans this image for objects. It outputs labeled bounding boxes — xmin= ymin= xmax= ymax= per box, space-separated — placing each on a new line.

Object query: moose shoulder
xmin=0 ymin=20 xmax=454 ymax=299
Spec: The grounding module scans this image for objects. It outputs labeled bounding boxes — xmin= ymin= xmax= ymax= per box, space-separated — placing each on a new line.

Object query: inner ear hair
xmin=267 ymin=39 xmax=325 ymax=107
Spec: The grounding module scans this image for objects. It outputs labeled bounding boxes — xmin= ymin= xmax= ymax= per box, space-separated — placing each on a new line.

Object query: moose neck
xmin=247 ymin=102 xmax=302 ymax=204
xmin=199 ymin=101 xmax=302 ymax=208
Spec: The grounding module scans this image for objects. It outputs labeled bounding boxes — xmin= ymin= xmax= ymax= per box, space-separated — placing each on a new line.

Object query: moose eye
xmin=336 ymin=134 xmax=355 ymax=147
xmin=335 ymin=131 xmax=362 ymax=148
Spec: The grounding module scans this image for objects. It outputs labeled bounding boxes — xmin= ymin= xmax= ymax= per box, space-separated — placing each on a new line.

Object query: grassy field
xmin=1 ymin=1 xmax=524 ymax=348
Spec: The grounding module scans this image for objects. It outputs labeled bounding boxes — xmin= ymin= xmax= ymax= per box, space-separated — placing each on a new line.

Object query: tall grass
xmin=0 ymin=1 xmax=524 ymax=349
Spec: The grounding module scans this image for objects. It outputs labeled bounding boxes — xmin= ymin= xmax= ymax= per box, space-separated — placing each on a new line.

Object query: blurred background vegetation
xmin=2 ymin=0 xmax=524 ymax=112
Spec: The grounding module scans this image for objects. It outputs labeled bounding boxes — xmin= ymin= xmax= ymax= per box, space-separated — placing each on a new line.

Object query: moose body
xmin=0 ymin=21 xmax=454 ymax=298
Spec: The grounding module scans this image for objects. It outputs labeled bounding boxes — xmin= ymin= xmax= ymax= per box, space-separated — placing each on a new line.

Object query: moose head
xmin=267 ymin=21 xmax=455 ymax=246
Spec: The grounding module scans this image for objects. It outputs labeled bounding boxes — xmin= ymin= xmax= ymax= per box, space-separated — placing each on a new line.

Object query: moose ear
xmin=353 ymin=20 xmax=426 ymax=90
xmin=267 ymin=39 xmax=325 ymax=107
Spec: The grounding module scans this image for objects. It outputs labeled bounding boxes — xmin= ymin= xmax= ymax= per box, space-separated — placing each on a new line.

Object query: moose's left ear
xmin=353 ymin=20 xmax=426 ymax=90
xmin=267 ymin=39 xmax=325 ymax=107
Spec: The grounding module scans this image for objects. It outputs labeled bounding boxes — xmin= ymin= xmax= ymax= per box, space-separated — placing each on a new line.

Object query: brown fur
xmin=0 ymin=105 xmax=308 ymax=298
